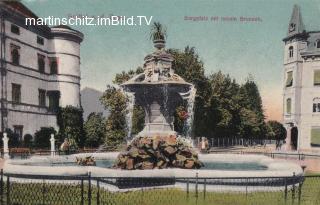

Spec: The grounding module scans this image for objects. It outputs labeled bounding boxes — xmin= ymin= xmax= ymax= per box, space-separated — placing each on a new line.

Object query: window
xmin=311 ymin=127 xmax=320 ymax=147
xmin=38 ymin=54 xmax=45 ymax=73
xmin=37 ymin=36 xmax=44 ymax=45
xmin=285 ymin=71 xmax=293 ymax=87
xmin=38 ymin=89 xmax=46 ymax=107
xmin=49 ymin=57 xmax=58 ymax=74
xmin=313 ymin=98 xmax=320 ymax=113
xmin=11 ymin=45 xmax=20 ymax=65
xmin=286 ymin=98 xmax=292 ymax=114
xmin=316 ymin=40 xmax=320 ymax=49
xmin=314 ymin=70 xmax=320 ymax=85
xmin=13 ymin=125 xmax=23 ymax=141
xmin=48 ymin=91 xmax=60 ymax=112
xmin=12 ymin=83 xmax=21 ymax=103
xmin=289 ymin=46 xmax=294 ymax=58
xmin=11 ymin=24 xmax=20 ymax=35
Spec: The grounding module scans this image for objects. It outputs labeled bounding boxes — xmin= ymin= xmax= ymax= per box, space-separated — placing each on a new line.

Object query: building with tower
xmin=0 ymin=2 xmax=83 ymax=139
xmin=283 ymin=5 xmax=320 ymax=151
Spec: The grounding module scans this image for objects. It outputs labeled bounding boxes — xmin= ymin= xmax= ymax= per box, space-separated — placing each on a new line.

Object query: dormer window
xmin=289 ymin=46 xmax=294 ymax=58
xmin=289 ymin=23 xmax=296 ymax=32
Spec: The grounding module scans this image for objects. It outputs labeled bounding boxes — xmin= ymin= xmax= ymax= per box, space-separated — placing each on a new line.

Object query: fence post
xmin=284 ymin=177 xmax=288 ymax=204
xmin=292 ymin=173 xmax=296 ymax=205
xmin=81 ymin=179 xmax=84 ymax=205
xmin=88 ymin=172 xmax=92 ymax=205
xmin=245 ymin=178 xmax=248 ymax=201
xmin=298 ymin=180 xmax=302 ymax=205
xmin=195 ymin=173 xmax=198 ymax=199
xmin=42 ymin=179 xmax=46 ymax=205
xmin=203 ymin=178 xmax=206 ymax=200
xmin=6 ymin=176 xmax=9 ymax=205
xmin=97 ymin=179 xmax=100 ymax=205
xmin=186 ymin=179 xmax=189 ymax=199
xmin=0 ymin=169 xmax=3 ymax=205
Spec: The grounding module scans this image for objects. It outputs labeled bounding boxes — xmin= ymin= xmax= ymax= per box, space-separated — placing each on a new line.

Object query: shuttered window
xmin=314 ymin=70 xmax=320 ymax=85
xmin=286 ymin=71 xmax=293 ymax=87
xmin=311 ymin=128 xmax=320 ymax=147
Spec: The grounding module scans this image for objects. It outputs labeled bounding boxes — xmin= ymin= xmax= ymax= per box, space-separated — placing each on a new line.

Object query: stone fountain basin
xmin=4 ymin=153 xmax=302 ymax=178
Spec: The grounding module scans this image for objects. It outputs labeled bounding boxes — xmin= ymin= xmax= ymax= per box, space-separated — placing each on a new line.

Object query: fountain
xmin=114 ymin=23 xmax=202 ymax=169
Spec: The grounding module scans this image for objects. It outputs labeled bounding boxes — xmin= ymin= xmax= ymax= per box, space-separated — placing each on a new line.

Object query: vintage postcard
xmin=0 ymin=0 xmax=319 ymax=204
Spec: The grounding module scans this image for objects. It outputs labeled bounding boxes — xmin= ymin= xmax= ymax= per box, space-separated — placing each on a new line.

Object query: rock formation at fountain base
xmin=113 ymin=135 xmax=203 ymax=170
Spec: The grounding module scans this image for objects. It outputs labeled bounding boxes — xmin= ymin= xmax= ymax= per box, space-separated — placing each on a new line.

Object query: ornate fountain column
xmin=121 ymin=39 xmax=193 ymax=137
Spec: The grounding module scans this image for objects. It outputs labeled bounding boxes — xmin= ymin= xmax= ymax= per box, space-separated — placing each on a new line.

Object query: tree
xmin=34 ymin=127 xmax=57 ymax=148
xmin=57 ymin=106 xmax=85 ymax=147
xmin=84 ymin=112 xmax=106 ymax=147
xmin=113 ymin=67 xmax=143 ymax=85
xmin=100 ymin=86 xmax=127 ymax=148
xmin=267 ymin=121 xmax=287 ymax=140
xmin=168 ymin=47 xmax=211 ymax=137
xmin=23 ymin=134 xmax=33 ymax=147
xmin=4 ymin=128 xmax=21 ymax=148
xmin=100 ymin=67 xmax=146 ymax=148
xmin=207 ymin=72 xmax=242 ymax=138
xmin=239 ymin=76 xmax=266 ymax=139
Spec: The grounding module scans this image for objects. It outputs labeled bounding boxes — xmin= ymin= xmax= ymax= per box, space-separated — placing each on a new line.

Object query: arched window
xmin=313 ymin=98 xmax=320 ymax=113
xmin=286 ymin=98 xmax=292 ymax=114
xmin=289 ymin=46 xmax=294 ymax=58
xmin=11 ymin=48 xmax=20 ymax=65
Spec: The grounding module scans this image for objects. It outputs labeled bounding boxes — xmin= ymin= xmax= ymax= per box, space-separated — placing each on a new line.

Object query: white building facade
xmin=283 ymin=5 xmax=320 ymax=152
xmin=0 ymin=2 xmax=83 ymax=139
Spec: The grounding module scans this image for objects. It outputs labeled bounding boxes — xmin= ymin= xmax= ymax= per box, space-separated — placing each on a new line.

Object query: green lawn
xmin=3 ymin=177 xmax=320 ymax=205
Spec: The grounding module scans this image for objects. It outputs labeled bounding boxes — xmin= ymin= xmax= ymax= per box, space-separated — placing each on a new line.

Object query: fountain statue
xmin=114 ymin=23 xmax=202 ymax=170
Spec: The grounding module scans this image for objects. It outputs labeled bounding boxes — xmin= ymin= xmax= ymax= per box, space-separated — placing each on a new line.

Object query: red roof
xmin=3 ymin=1 xmax=39 ymax=19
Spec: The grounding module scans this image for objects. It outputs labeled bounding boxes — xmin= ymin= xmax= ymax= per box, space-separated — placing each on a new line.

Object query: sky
xmin=21 ymin=0 xmax=320 ymax=121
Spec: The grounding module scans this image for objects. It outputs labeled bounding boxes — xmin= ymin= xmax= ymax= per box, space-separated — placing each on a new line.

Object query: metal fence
xmin=194 ymin=137 xmax=276 ymax=148
xmin=0 ymin=170 xmax=319 ymax=205
xmin=0 ymin=147 xmax=116 ymax=159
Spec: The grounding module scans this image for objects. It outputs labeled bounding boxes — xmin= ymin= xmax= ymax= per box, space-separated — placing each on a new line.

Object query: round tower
xmin=50 ymin=26 xmax=84 ymax=108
